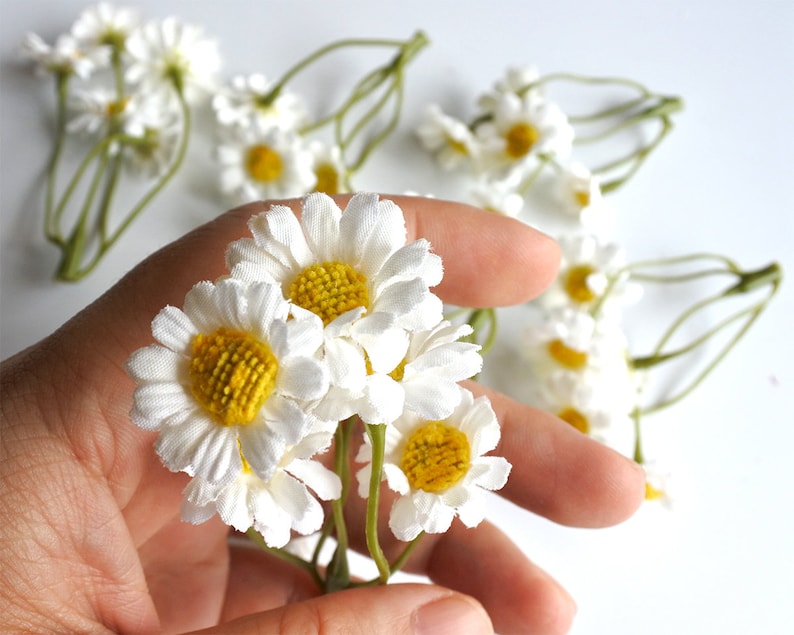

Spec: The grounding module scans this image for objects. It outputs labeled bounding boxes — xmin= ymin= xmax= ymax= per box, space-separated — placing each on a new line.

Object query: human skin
xmin=0 ymin=195 xmax=645 ymax=635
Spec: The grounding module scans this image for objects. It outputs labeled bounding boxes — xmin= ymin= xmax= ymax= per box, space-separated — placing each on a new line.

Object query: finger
xmin=219 ymin=535 xmax=320 ymax=623
xmin=479 ymin=384 xmax=646 ymax=527
xmin=422 ymin=520 xmax=576 ymax=635
xmin=396 ymin=195 xmax=560 ymax=307
xmin=188 ymin=583 xmax=494 ymax=635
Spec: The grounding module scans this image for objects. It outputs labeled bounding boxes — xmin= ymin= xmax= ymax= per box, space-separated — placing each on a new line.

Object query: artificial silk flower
xmin=66 ymin=87 xmax=131 ymax=136
xmin=416 ymin=104 xmax=480 ymax=171
xmin=356 ymin=387 xmax=511 ymax=541
xmin=70 ymin=2 xmax=141 ymax=54
xmin=318 ymin=319 xmax=483 ymax=426
xmin=125 ymin=16 xmax=220 ymax=104
xmin=523 ymin=306 xmax=619 ymax=379
xmin=20 ymin=32 xmax=106 ymax=79
xmin=122 ymin=109 xmax=182 ymax=177
xmin=213 ymin=73 xmax=309 ymax=130
xmin=308 ymin=141 xmax=349 ymax=195
xmin=540 ymin=233 xmax=641 ymax=318
xmin=534 ymin=371 xmax=621 ymax=441
xmin=216 ymin=119 xmax=316 ymax=204
xmin=476 ymin=91 xmax=573 ymax=171
xmin=126 ymin=277 xmax=329 ymax=486
xmin=641 ymin=462 xmax=675 ymax=509
xmin=182 ymin=423 xmax=341 ymax=548
xmin=227 ymin=191 xmax=444 ymax=338
xmin=557 ymin=162 xmax=616 ymax=235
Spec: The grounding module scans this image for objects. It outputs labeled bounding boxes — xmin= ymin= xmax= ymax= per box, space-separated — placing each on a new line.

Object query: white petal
xmin=216 ymin=478 xmax=255 ymax=531
xmin=340 ymin=193 xmax=405 ymax=274
xmin=286 ymin=458 xmax=341 ymax=500
xmin=301 ymin=192 xmax=340 ymax=261
xmin=238 ymin=421 xmax=286 ymax=481
xmin=359 ymin=375 xmax=405 ymax=425
xmin=130 ymin=382 xmax=193 ymax=429
xmin=470 ymin=456 xmax=512 ymax=491
xmin=389 ymin=495 xmax=423 ymax=541
xmin=277 ymin=356 xmax=329 ymax=401
xmin=377 ymin=239 xmax=443 ymax=289
xmin=382 ymin=463 xmax=410 ymax=495
xmin=151 ymin=305 xmax=197 ymax=354
xmin=126 ymin=345 xmax=182 ymax=383
xmin=402 ymin=376 xmax=462 ymax=420
xmin=247 ymin=281 xmax=289 ymax=334
xmin=182 ymin=281 xmax=223 ymax=335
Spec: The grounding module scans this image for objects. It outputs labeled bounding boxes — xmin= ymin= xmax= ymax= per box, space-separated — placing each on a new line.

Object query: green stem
xmin=325 ymin=417 xmax=355 ymax=592
xmin=45 ymin=72 xmax=70 ymax=243
xmin=266 ymin=32 xmax=428 ymax=107
xmin=364 ymin=423 xmax=391 ymax=584
xmin=59 ymin=91 xmax=192 ymax=281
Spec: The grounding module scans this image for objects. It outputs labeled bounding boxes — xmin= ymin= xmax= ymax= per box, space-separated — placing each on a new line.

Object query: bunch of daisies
xmin=21 ymin=2 xmax=221 ymax=281
xmin=126 ymin=192 xmax=511 ymax=586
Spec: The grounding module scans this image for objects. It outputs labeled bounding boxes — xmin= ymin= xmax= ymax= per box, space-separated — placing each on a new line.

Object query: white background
xmin=1 ymin=1 xmax=793 ymax=633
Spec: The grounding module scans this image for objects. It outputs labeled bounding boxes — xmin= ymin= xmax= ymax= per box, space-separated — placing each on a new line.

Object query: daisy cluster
xmin=22 ymin=3 xmax=219 ymax=177
xmin=127 ymin=193 xmax=511 ymax=558
xmin=210 ymin=31 xmax=428 ymax=205
xmin=21 ymin=3 xmax=221 ymax=281
xmin=418 ymin=67 xmax=677 ymax=500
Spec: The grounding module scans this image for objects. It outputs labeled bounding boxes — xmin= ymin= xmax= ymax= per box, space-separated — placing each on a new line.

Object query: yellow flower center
xmin=564 ymin=264 xmax=597 ymax=304
xmin=189 ymin=327 xmax=279 ymax=427
xmin=105 ymin=96 xmax=130 ymax=118
xmin=505 ymin=122 xmax=539 ymax=159
xmin=288 ymin=261 xmax=369 ymax=326
xmin=445 ymin=135 xmax=469 ymax=155
xmin=314 ymin=162 xmax=340 ymax=194
xmin=547 ymin=338 xmax=588 ymax=370
xmin=401 ymin=421 xmax=471 ymax=493
xmin=574 ymin=189 xmax=591 ymax=208
xmin=645 ymin=482 xmax=665 ymax=501
xmin=245 ymin=144 xmax=284 ymax=183
xmin=557 ymin=407 xmax=589 ymax=434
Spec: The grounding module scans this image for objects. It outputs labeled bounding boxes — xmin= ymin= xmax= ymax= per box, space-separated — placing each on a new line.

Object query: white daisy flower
xmin=416 ymin=104 xmax=480 ymax=171
xmin=318 ymin=319 xmax=483 ymax=426
xmin=182 ymin=422 xmax=341 ymax=548
xmin=469 ymin=175 xmax=525 ymax=217
xmin=308 ymin=141 xmax=349 ymax=195
xmin=70 ymin=2 xmax=141 ymax=54
xmin=557 ymin=162 xmax=616 ymax=235
xmin=121 ymin=98 xmax=182 ymax=177
xmin=356 ymin=387 xmax=511 ymax=541
xmin=477 ymin=65 xmax=542 ymax=114
xmin=20 ymin=32 xmax=106 ymax=79
xmin=642 ymin=462 xmax=674 ymax=509
xmin=535 ymin=371 xmax=628 ymax=442
xmin=125 ymin=16 xmax=220 ymax=104
xmin=126 ymin=277 xmax=329 ymax=486
xmin=227 ymin=191 xmax=444 ymax=363
xmin=524 ymin=306 xmax=616 ymax=378
xmin=475 ymin=92 xmax=573 ymax=171
xmin=216 ymin=119 xmax=316 ymax=204
xmin=213 ymin=73 xmax=309 ymax=130
xmin=541 ymin=233 xmax=641 ymax=319
xmin=67 ymin=87 xmax=131 ymax=136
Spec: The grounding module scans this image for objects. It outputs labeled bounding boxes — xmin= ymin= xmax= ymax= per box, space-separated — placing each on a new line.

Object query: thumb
xmin=188 ymin=583 xmax=493 ymax=634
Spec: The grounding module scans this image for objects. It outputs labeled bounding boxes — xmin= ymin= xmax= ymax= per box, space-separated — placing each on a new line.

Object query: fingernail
xmin=414 ymin=595 xmax=493 ymax=635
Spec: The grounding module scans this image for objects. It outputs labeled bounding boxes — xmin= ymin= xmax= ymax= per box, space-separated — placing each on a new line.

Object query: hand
xmin=0 ymin=196 xmax=645 ymax=635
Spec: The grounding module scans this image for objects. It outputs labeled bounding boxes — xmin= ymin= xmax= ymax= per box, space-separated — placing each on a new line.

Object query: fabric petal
xmin=301 ymin=193 xmax=340 ymax=261
xmin=151 ymin=305 xmax=197 ymax=354
xmin=285 ymin=458 xmax=341 ymax=500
